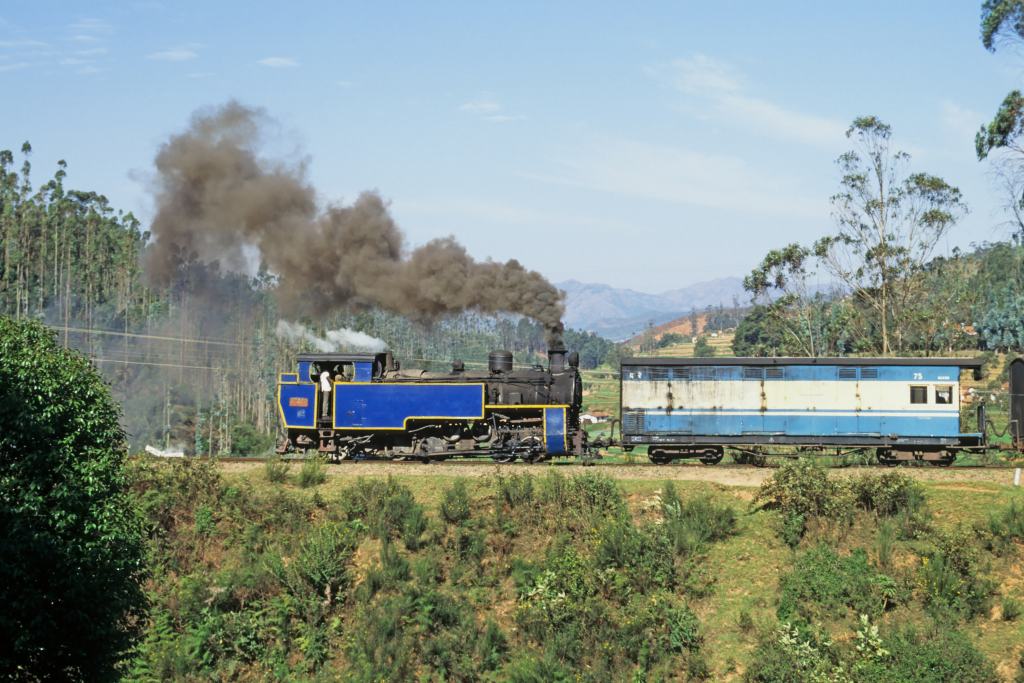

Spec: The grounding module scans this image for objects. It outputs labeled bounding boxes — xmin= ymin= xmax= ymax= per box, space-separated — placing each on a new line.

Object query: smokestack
xmin=548 ymin=343 xmax=566 ymax=374
xmin=145 ymin=101 xmax=565 ymax=341
xmin=488 ymin=351 xmax=513 ymax=374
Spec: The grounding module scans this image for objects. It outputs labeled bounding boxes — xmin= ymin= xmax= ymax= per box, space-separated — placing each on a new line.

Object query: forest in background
xmin=0 ymin=145 xmax=614 ymax=453
xmin=5 ymin=133 xmax=1024 ymax=454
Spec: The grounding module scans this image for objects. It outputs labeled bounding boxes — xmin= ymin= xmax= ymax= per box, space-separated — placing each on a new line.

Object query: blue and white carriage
xmin=620 ymin=357 xmax=985 ymax=465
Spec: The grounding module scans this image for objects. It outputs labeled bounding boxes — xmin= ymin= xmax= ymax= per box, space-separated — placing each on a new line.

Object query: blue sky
xmin=1 ymin=1 xmax=1020 ymax=292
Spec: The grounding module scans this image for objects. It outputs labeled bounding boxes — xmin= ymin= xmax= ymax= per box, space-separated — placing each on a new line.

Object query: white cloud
xmin=531 ymin=137 xmax=825 ymax=218
xmin=69 ymin=18 xmax=112 ymax=33
xmin=664 ymin=54 xmax=741 ymax=94
xmin=941 ymin=100 xmax=985 ymax=141
xmin=0 ymin=61 xmax=29 ymax=72
xmin=258 ymin=56 xmax=298 ymax=68
xmin=335 ymin=79 xmax=354 ymax=87
xmin=147 ymin=47 xmax=197 ymax=61
xmin=459 ymin=96 xmax=524 ymax=123
xmin=76 ymin=47 xmax=107 ymax=56
xmin=0 ymin=39 xmax=48 ymax=48
xmin=60 ymin=57 xmax=90 ymax=66
xmin=654 ymin=54 xmax=845 ymax=148
xmin=187 ymin=71 xmax=214 ymax=79
xmin=460 ymin=99 xmax=501 ymax=114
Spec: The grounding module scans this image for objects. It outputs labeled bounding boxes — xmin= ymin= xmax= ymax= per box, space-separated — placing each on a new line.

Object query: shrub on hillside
xmin=440 ymin=479 xmax=472 ymax=524
xmin=263 ymin=456 xmax=289 ymax=483
xmin=777 ymin=545 xmax=904 ymax=623
xmin=0 ymin=316 xmax=146 ymax=680
xmin=297 ymin=455 xmax=326 ymax=488
xmin=980 ymin=499 xmax=1024 ymax=555
xmin=593 ymin=518 xmax=676 ymax=593
xmin=746 ymin=619 xmax=998 ymax=683
xmin=340 ymin=477 xmax=424 ymax=540
xmin=494 ymin=471 xmax=535 ymax=510
xmin=848 ymin=472 xmax=925 ymax=517
xmin=752 ymin=460 xmax=853 ymax=521
xmin=919 ymin=528 xmax=994 ymax=619
xmin=854 ymin=625 xmax=999 ymax=683
xmin=537 ymin=471 xmax=625 ymax=522
xmin=271 ymin=521 xmax=359 ymax=605
xmin=661 ymin=483 xmax=737 ymax=555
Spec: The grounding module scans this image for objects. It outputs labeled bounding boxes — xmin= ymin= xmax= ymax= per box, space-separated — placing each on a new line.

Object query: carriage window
xmin=935 ymin=386 xmax=953 ymax=404
xmin=910 ymin=386 xmax=927 ymax=404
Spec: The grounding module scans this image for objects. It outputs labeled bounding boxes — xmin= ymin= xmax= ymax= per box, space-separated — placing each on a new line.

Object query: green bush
xmin=777 ymin=545 xmax=903 ymax=622
xmin=746 ymin=620 xmax=999 ymax=683
xmin=661 ymin=483 xmax=737 ymax=555
xmin=297 ymin=455 xmax=326 ymax=488
xmin=919 ymin=529 xmax=994 ymax=619
xmin=593 ymin=519 xmax=676 ymax=593
xmin=848 ymin=472 xmax=925 ymax=517
xmin=1001 ymin=596 xmax=1022 ymax=621
xmin=495 ymin=471 xmax=535 ymax=509
xmin=537 ymin=471 xmax=625 ymax=522
xmin=875 ymin=520 xmax=896 ymax=569
xmin=981 ymin=499 xmax=1024 ymax=554
xmin=855 ymin=625 xmax=999 ymax=682
xmin=340 ymin=477 xmax=424 ymax=540
xmin=272 ymin=521 xmax=359 ymax=605
xmin=752 ymin=460 xmax=853 ymax=526
xmin=230 ymin=422 xmax=274 ymax=456
xmin=440 ymin=479 xmax=472 ymax=525
xmin=0 ymin=316 xmax=146 ymax=680
xmin=263 ymin=456 xmax=289 ymax=484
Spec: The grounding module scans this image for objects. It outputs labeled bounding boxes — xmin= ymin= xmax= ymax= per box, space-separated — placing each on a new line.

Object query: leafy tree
xmin=693 ymin=336 xmax=715 ymax=357
xmin=656 ymin=332 xmax=686 ymax=349
xmin=815 ymin=117 xmax=967 ymax=354
xmin=977 ymin=3 xmax=1024 ymax=239
xmin=0 ymin=316 xmax=146 ymax=680
xmin=743 ymin=243 xmax=826 ymax=356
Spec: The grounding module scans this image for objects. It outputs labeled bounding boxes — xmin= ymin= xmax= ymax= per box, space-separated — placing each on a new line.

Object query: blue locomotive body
xmin=621 ymin=357 xmax=985 ymax=465
xmin=277 ymin=349 xmax=582 ymax=461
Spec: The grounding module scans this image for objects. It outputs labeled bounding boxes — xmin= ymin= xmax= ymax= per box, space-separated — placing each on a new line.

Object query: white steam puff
xmin=275 ymin=320 xmax=387 ymax=353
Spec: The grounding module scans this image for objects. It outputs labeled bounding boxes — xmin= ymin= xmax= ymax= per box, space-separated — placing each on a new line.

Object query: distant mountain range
xmin=558 ymin=277 xmax=749 ymax=341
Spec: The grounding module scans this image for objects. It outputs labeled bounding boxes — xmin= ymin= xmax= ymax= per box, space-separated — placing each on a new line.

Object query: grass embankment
xmin=126 ymin=458 xmax=1024 ymax=681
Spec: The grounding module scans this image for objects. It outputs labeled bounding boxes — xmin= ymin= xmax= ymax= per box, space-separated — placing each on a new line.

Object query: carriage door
xmin=1011 ymin=358 xmax=1024 ymax=449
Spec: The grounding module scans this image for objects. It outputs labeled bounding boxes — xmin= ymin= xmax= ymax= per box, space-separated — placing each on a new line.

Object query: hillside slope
xmin=559 ymin=277 xmax=746 ymax=340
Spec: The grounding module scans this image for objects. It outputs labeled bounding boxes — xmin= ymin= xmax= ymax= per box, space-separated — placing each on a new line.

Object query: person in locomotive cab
xmin=319 ymin=369 xmax=332 ymax=419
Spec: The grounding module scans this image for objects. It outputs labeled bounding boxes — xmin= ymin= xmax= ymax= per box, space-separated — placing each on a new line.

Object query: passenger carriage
xmin=620 ymin=357 xmax=986 ymax=465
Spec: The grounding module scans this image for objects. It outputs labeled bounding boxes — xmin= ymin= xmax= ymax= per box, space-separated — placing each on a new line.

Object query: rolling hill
xmin=558 ymin=277 xmax=747 ymax=340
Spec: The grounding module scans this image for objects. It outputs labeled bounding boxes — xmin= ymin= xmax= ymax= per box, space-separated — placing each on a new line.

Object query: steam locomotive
xmin=276 ymin=345 xmax=586 ymax=461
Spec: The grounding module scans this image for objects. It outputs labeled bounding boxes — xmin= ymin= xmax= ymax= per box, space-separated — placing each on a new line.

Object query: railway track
xmin=212 ymin=455 xmax=1022 ymax=469
xmin=204 ymin=455 xmax=1024 ymax=487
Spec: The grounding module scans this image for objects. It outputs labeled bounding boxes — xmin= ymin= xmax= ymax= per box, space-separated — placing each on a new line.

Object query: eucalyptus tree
xmin=815 ymin=117 xmax=967 ymax=354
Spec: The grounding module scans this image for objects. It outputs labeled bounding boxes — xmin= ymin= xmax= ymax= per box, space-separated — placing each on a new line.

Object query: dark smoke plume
xmin=146 ymin=101 xmax=565 ymax=340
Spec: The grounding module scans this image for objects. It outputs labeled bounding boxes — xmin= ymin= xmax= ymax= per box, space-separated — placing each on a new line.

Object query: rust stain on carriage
xmin=760 ymin=378 xmax=767 ymax=413
xmin=665 ymin=380 xmax=674 ymax=414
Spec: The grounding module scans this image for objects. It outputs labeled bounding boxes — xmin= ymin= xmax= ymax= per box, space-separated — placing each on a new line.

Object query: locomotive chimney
xmin=488 ymin=350 xmax=514 ymax=374
xmin=548 ymin=343 xmax=567 ymax=374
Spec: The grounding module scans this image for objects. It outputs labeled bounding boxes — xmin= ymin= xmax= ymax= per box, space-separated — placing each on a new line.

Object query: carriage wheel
xmin=648 ymin=449 xmax=672 ymax=465
xmin=699 ymin=448 xmax=724 ymax=465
